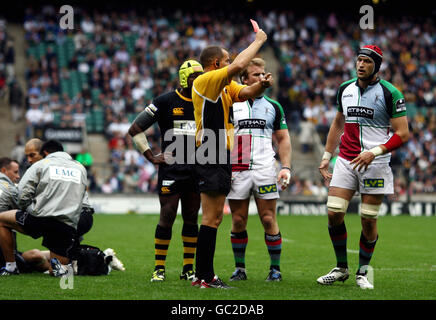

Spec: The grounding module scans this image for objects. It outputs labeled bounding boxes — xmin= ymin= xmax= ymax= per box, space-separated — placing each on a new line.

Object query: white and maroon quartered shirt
xmin=231 ymin=96 xmax=288 ymax=171
xmin=336 ymin=78 xmax=406 ymax=164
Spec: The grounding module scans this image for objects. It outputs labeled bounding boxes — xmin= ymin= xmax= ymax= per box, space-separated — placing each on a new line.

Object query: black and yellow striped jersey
xmin=136 ymin=89 xmax=197 ymax=165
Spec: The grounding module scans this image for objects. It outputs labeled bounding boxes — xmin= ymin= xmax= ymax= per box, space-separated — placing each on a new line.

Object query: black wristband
xmin=282 ymin=166 xmax=292 ymax=172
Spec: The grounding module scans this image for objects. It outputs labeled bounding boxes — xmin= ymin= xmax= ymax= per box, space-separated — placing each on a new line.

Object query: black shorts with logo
xmin=157 ymin=164 xmax=199 ymax=196
xmin=195 ymin=163 xmax=232 ymax=196
xmin=16 ymin=210 xmax=77 ymax=258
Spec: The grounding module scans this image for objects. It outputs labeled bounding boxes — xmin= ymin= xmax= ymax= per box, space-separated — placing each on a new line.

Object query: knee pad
xmin=327 ymin=196 xmax=349 ymax=213
xmin=360 ymin=203 xmax=380 ymax=219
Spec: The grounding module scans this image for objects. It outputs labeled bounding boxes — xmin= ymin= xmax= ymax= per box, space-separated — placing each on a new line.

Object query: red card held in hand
xmin=250 ymin=19 xmax=259 ymax=33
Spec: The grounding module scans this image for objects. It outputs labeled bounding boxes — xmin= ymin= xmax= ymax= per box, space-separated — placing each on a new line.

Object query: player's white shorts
xmin=227 ymin=168 xmax=279 ymax=200
xmin=330 ymin=156 xmax=394 ymax=194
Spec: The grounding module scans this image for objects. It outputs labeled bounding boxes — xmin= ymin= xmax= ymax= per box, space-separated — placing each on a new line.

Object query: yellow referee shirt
xmin=192 ymin=66 xmax=246 ymax=151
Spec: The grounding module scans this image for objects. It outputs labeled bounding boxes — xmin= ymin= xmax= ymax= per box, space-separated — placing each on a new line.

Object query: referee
xmin=192 ymin=28 xmax=273 ymax=289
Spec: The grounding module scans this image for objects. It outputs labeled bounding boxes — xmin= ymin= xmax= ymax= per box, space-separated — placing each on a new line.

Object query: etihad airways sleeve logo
xmin=49 ymin=166 xmax=81 ymax=184
xmin=347 ymin=106 xmax=374 ymax=119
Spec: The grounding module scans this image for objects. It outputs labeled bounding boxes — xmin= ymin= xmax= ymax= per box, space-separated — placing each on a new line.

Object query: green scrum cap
xmin=179 ymin=60 xmax=203 ymax=88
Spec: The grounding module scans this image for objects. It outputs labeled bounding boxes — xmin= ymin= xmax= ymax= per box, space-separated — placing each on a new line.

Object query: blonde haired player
xmin=227 ymin=57 xmax=291 ymax=282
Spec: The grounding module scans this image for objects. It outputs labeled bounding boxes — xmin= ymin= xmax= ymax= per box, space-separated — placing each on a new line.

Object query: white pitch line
xmin=347 ymin=249 xmax=359 ymax=254
xmin=375 ymin=268 xmax=430 ymax=271
xmin=282 ymin=238 xmax=294 ymax=243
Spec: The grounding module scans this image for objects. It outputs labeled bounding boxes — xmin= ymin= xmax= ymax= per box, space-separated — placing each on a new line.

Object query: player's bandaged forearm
xmin=132 ymin=133 xmax=150 ymax=153
xmin=368 ymin=146 xmax=384 ymax=157
xmin=322 ymin=151 xmax=332 ymax=161
xmin=280 ymin=167 xmax=291 ymax=187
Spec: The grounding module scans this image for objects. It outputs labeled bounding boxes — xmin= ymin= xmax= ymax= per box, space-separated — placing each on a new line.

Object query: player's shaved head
xmin=200 ymin=46 xmax=225 ymax=68
xmin=25 ymin=138 xmax=44 ymax=165
xmin=26 ymin=138 xmax=43 ymax=151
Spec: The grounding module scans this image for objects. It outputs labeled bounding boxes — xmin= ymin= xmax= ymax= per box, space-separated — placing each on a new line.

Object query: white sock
xmin=6 ymin=262 xmax=17 ymax=272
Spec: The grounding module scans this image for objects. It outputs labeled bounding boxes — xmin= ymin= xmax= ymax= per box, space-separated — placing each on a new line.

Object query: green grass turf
xmin=1 ymin=214 xmax=435 ymax=300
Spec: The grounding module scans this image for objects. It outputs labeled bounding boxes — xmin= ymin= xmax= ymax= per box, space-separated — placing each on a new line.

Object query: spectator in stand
xmin=41 ymin=104 xmax=54 ymax=124
xmin=59 ymin=103 xmax=75 ymax=127
xmin=0 ymin=71 xmax=6 ymax=98
xmin=4 ymin=40 xmax=15 ymax=83
xmin=123 ymin=141 xmax=141 ymax=168
xmin=48 ymin=94 xmax=62 ymax=112
xmin=101 ymin=178 xmax=113 ymax=194
xmin=25 ymin=103 xmax=44 ymax=138
xmin=114 ymin=44 xmax=130 ymax=65
xmin=9 ymin=81 xmax=24 ymax=123
xmin=123 ymin=167 xmax=139 ymax=193
xmin=10 ymin=135 xmax=26 ymax=170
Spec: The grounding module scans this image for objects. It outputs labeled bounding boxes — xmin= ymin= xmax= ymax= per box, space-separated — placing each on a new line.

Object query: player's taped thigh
xmin=360 ymin=203 xmax=381 ymax=219
xmin=327 ymin=196 xmax=349 ymax=213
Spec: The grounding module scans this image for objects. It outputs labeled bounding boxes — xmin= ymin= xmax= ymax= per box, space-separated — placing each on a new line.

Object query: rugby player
xmin=228 ymin=58 xmax=291 ymax=282
xmin=317 ymin=45 xmax=409 ymax=289
xmin=192 ymin=28 xmax=273 ymax=289
xmin=128 ymin=60 xmax=203 ymax=282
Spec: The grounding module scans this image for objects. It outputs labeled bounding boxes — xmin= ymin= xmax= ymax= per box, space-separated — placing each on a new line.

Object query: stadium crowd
xmin=15 ymin=6 xmax=436 ymax=196
xmin=0 ymin=18 xmax=14 ymax=96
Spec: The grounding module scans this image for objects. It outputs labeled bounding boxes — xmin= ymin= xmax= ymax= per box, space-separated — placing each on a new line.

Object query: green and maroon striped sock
xmin=357 ymin=232 xmax=378 ymax=275
xmin=265 ymin=232 xmax=282 ymax=271
xmin=230 ymin=230 xmax=248 ymax=269
xmin=328 ymin=222 xmax=348 ymax=269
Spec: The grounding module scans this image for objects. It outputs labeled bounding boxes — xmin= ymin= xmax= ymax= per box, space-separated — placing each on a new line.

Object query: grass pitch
xmin=1 ymin=213 xmax=435 ymax=301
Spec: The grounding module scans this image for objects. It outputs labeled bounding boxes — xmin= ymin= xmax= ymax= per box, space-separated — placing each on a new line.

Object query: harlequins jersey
xmin=231 ymin=96 xmax=287 ymax=171
xmin=336 ymin=78 xmax=406 ymax=164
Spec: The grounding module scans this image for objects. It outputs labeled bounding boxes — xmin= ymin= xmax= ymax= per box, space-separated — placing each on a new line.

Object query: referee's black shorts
xmin=15 ymin=210 xmax=77 ymax=258
xmin=195 ymin=163 xmax=232 ymax=196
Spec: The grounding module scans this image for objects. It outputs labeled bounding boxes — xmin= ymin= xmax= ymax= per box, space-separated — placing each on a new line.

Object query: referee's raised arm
xmin=227 ymin=29 xmax=267 ymax=80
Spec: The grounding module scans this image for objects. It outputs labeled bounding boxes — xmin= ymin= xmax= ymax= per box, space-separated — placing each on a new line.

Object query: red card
xmin=250 ymin=19 xmax=259 ymax=33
